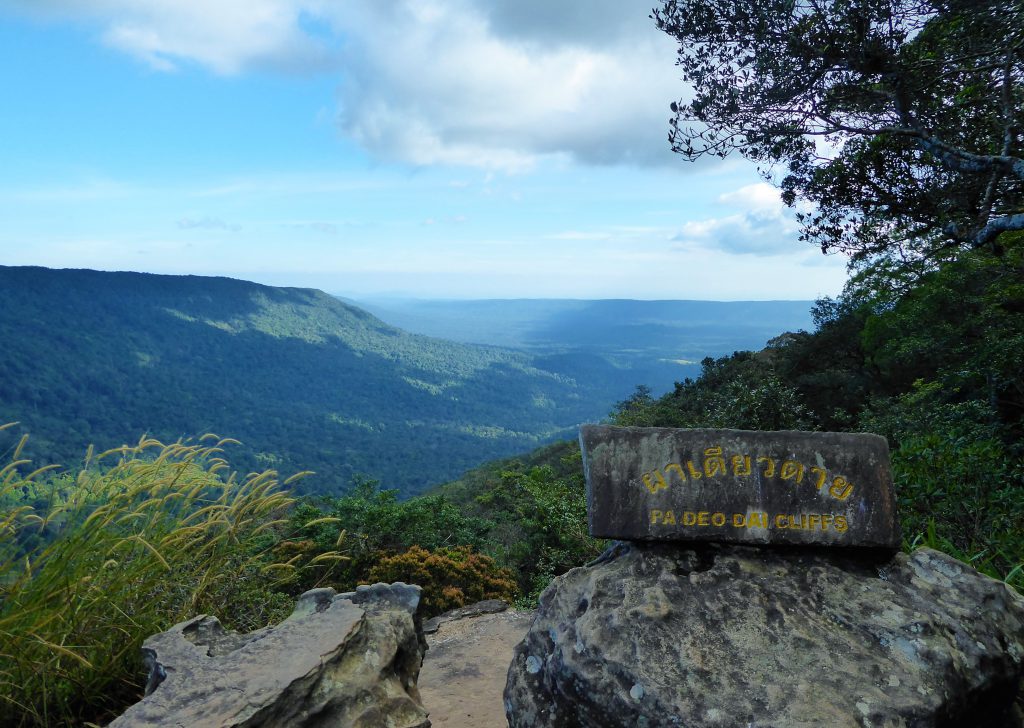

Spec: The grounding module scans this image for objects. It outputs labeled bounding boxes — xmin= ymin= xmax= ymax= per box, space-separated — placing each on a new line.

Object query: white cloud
xmin=717 ymin=183 xmax=783 ymax=212
xmin=11 ymin=0 xmax=333 ymax=74
xmin=11 ymin=0 xmax=690 ymax=170
xmin=672 ymin=183 xmax=802 ymax=256
xmin=176 ymin=216 xmax=240 ymax=231
xmin=331 ymin=1 xmax=684 ymax=170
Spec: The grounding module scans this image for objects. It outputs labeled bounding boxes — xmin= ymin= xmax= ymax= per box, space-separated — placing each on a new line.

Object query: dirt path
xmin=418 ymin=609 xmax=534 ymax=728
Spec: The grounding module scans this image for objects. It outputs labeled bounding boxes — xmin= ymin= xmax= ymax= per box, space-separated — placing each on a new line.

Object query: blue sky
xmin=0 ymin=1 xmax=849 ymax=300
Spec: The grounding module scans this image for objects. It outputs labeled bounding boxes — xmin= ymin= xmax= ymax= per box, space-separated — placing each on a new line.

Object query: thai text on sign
xmin=579 ymin=426 xmax=899 ymax=549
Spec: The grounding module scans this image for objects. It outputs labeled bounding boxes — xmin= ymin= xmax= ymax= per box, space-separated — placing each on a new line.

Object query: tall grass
xmin=0 ymin=426 xmax=315 ymax=727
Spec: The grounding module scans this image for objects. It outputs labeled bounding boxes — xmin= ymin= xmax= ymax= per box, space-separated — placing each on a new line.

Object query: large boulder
xmin=110 ymin=582 xmax=430 ymax=728
xmin=505 ymin=543 xmax=1024 ymax=727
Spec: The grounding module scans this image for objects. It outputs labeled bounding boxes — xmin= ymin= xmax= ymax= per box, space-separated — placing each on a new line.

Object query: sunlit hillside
xmin=0 ymin=266 xmax=618 ymax=495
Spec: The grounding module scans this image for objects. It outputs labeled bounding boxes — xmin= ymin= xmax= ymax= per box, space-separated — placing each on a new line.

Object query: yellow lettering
xmin=703 ymin=447 xmax=726 ymax=477
xmin=835 ymin=515 xmax=849 ymax=532
xmin=808 ymin=514 xmax=821 ymax=530
xmin=774 ymin=514 xmax=788 ymax=528
xmin=683 ymin=511 xmax=697 ymax=526
xmin=821 ymin=514 xmax=833 ymax=530
xmin=711 ymin=512 xmax=726 ymax=527
xmin=780 ymin=460 xmax=805 ymax=483
xmin=757 ymin=456 xmax=776 ymax=478
xmin=663 ymin=509 xmax=676 ymax=525
xmin=650 ymin=509 xmax=663 ymax=524
xmin=732 ymin=513 xmax=745 ymax=527
xmin=686 ymin=460 xmax=702 ymax=479
xmin=731 ymin=454 xmax=752 ymax=476
xmin=642 ymin=470 xmax=668 ymax=494
xmin=665 ymin=462 xmax=686 ymax=484
xmin=810 ymin=466 xmax=827 ymax=491
xmin=697 ymin=511 xmax=710 ymax=526
xmin=829 ymin=476 xmax=853 ymax=500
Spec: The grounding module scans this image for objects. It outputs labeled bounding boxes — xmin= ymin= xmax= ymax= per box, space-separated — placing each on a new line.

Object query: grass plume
xmin=0 ymin=430 xmax=309 ymax=727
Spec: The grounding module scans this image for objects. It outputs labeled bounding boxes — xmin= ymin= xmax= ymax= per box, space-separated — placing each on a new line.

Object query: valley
xmin=0 ymin=266 xmax=813 ymax=497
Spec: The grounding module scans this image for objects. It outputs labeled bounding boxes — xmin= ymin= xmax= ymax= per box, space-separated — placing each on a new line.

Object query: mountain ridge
xmin=0 ymin=266 xmax=815 ymax=497
xmin=0 ymin=266 xmax=608 ymax=496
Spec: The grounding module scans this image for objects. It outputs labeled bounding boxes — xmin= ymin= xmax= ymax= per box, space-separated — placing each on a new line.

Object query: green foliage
xmin=613 ymin=352 xmax=813 ymax=431
xmin=434 ymin=441 xmax=606 ymax=603
xmin=283 ymin=480 xmax=528 ymax=617
xmin=890 ymin=431 xmax=1022 ymax=589
xmin=858 ymin=240 xmax=1024 ymax=427
xmin=0 ymin=429 xmax=312 ymax=727
xmin=368 ymin=545 xmax=517 ymax=616
xmin=286 ymin=479 xmax=493 ymax=596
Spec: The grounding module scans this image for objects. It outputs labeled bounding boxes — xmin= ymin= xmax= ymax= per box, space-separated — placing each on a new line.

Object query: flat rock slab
xmin=581 ymin=425 xmax=899 ymax=549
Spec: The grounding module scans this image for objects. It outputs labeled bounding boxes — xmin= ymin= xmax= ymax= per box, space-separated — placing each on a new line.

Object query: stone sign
xmin=580 ymin=425 xmax=899 ymax=549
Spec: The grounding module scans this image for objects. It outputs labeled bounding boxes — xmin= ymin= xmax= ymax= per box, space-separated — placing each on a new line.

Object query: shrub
xmin=285 ymin=479 xmax=491 ymax=594
xmin=367 ymin=545 xmax=517 ymax=617
xmin=891 ymin=433 xmax=1023 ymax=590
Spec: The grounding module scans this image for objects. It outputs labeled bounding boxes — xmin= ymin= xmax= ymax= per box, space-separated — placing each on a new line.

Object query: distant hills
xmin=353 ymin=297 xmax=815 ymax=396
xmin=0 ymin=266 xmax=814 ymax=497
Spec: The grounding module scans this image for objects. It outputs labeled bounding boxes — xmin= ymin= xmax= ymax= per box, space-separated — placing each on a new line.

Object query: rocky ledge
xmin=505 ymin=543 xmax=1024 ymax=728
xmin=110 ymin=582 xmax=430 ymax=728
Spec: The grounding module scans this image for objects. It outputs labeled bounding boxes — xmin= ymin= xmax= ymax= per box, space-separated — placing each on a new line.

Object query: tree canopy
xmin=654 ymin=0 xmax=1024 ymax=263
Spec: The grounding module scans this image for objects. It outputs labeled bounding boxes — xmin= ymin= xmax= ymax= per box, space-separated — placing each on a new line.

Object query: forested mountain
xmin=353 ymin=297 xmax=814 ymax=395
xmin=0 ymin=266 xmax=620 ymax=496
xmin=0 ymin=267 xmax=816 ymax=496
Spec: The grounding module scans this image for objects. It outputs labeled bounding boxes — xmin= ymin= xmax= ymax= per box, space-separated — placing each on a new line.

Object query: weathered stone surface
xmin=422 ymin=599 xmax=509 ymax=634
xmin=505 ymin=543 xmax=1024 ymax=728
xmin=110 ymin=583 xmax=430 ymax=728
xmin=581 ymin=425 xmax=899 ymax=548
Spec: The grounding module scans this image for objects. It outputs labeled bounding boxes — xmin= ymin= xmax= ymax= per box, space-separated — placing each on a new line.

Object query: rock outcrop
xmin=505 ymin=543 xmax=1024 ymax=728
xmin=110 ymin=582 xmax=430 ymax=728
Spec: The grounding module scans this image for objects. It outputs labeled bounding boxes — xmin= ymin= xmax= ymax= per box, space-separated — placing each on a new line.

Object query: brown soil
xmin=418 ymin=609 xmax=534 ymax=728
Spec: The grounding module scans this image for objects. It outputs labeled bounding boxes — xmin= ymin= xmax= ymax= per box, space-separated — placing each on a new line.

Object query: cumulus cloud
xmin=10 ymin=0 xmax=689 ymax=170
xmin=10 ymin=0 xmax=334 ymax=74
xmin=671 ymin=183 xmax=802 ymax=256
xmin=331 ymin=1 xmax=684 ymax=170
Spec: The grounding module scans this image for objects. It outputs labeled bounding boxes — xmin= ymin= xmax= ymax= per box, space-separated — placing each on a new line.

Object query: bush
xmin=891 ymin=433 xmax=1023 ymax=589
xmin=0 ymin=428 xmax=315 ymax=727
xmin=433 ymin=441 xmax=606 ymax=603
xmin=367 ymin=545 xmax=517 ymax=617
xmin=285 ymin=479 xmax=491 ymax=594
xmin=492 ymin=461 xmax=605 ymax=603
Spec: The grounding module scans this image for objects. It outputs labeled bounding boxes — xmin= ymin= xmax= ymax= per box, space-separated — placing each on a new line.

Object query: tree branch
xmin=946 ymin=213 xmax=1024 ymax=246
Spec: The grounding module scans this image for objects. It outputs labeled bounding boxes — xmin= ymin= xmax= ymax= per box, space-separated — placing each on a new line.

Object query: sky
xmin=0 ymin=0 xmax=849 ymax=300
